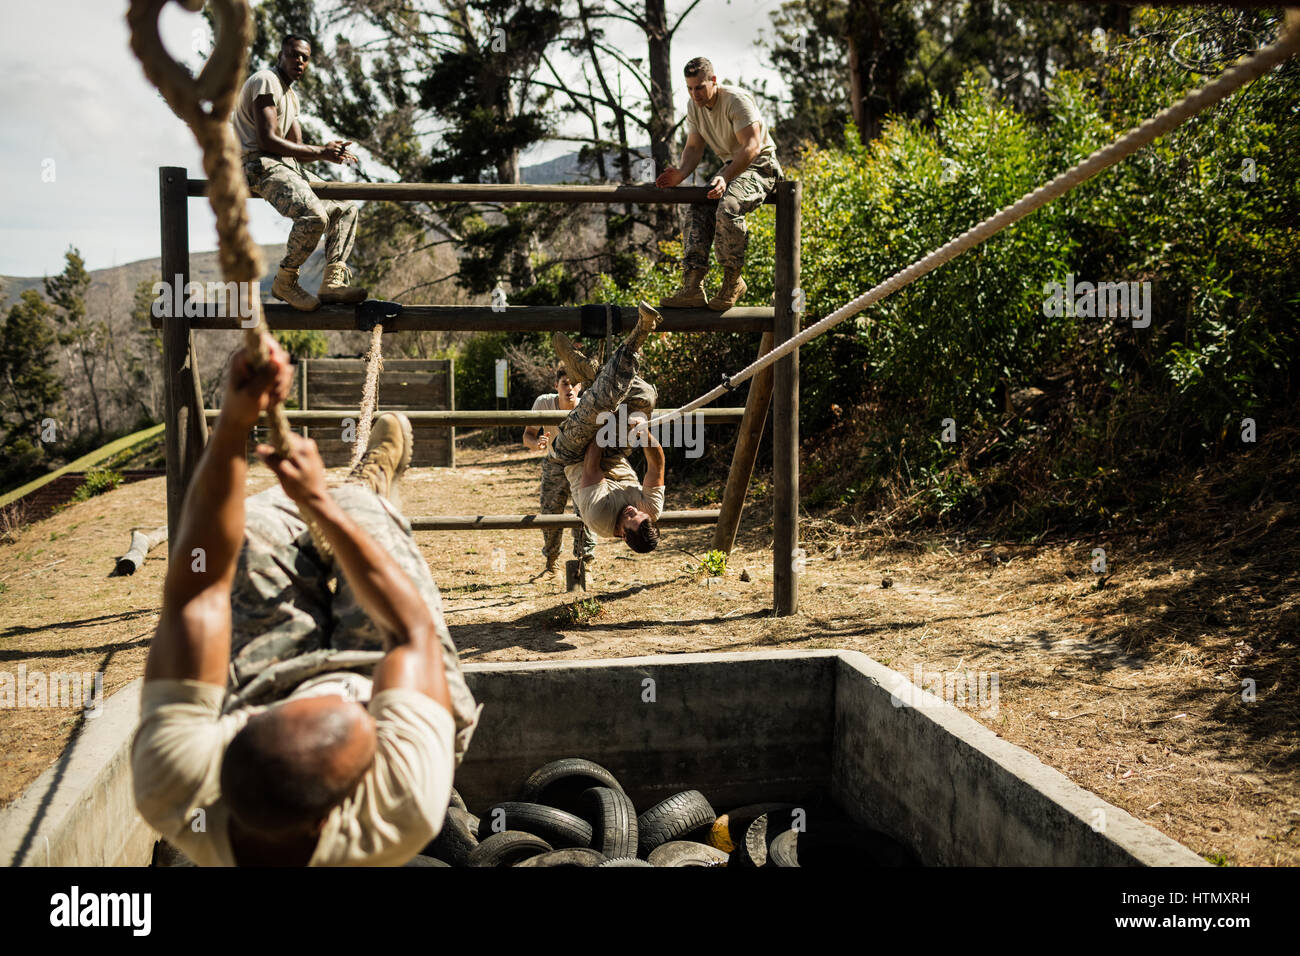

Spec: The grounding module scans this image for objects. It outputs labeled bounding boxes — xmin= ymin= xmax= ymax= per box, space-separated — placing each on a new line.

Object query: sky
xmin=0 ymin=0 xmax=793 ymax=278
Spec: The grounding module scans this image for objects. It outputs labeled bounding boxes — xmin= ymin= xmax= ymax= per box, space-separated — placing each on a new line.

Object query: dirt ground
xmin=1 ymin=435 xmax=1297 ymax=865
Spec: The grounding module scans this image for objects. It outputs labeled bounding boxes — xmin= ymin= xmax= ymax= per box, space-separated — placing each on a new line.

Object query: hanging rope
xmin=647 ymin=8 xmax=1300 ymax=432
xmin=128 ymin=0 xmax=336 ymax=556
xmin=349 ymin=324 xmax=386 ymax=470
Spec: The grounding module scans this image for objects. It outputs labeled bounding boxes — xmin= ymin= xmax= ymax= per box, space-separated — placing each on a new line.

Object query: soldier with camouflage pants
xmin=524 ymin=365 xmax=596 ymax=581
xmin=231 ymin=34 xmax=368 ymax=311
xmin=657 ymin=56 xmax=782 ymax=312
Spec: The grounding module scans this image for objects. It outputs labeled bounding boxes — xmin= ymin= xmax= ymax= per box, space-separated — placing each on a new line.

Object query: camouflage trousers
xmin=539 ymin=457 xmax=596 ymax=562
xmin=548 ymin=337 xmax=657 ymax=469
xmin=243 ymin=154 xmax=358 ymax=269
xmin=229 ymin=483 xmax=481 ymax=761
xmin=682 ymin=152 xmax=781 ymax=272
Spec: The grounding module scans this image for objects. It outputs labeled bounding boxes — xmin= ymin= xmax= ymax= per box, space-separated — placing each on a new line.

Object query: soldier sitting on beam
xmin=546 ymin=303 xmax=666 ymax=555
xmin=232 ymin=34 xmax=368 ymax=312
xmin=132 ymin=335 xmax=480 ymax=865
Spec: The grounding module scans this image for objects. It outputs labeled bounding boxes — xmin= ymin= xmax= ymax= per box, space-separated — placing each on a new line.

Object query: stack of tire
xmin=408 ymin=758 xmax=918 ymax=868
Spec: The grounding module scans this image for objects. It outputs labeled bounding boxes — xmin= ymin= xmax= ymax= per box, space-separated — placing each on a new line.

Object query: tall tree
xmin=0 ymin=291 xmax=65 ymax=471
xmin=44 ymin=247 xmax=106 ymax=436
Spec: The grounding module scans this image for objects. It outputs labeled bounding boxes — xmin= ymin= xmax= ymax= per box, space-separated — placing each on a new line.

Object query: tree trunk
xmin=645 ymin=0 xmax=677 ymax=248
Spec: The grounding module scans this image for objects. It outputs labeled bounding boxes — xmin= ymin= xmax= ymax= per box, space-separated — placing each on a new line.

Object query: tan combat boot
xmin=659 ymin=268 xmax=708 ymax=308
xmin=318 ymin=263 xmax=368 ymax=305
xmin=707 ymin=269 xmax=747 ymax=311
xmin=272 ymin=266 xmax=320 ymax=311
xmin=625 ymin=300 xmax=662 ymax=352
xmin=346 ymin=411 xmax=413 ymax=502
xmin=551 ymin=333 xmax=598 ymax=387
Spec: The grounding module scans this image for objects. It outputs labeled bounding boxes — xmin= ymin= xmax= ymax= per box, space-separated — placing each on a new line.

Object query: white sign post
xmin=494 ymin=359 xmax=509 ymax=399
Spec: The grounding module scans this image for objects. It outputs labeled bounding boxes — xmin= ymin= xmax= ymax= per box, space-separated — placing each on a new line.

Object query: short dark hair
xmin=220 ymin=705 xmax=363 ymax=835
xmin=282 ymin=34 xmax=312 ymax=51
xmin=555 ymin=363 xmax=568 ymax=382
xmin=624 ymin=517 xmax=660 ymax=553
xmin=684 ymin=57 xmax=714 ymax=79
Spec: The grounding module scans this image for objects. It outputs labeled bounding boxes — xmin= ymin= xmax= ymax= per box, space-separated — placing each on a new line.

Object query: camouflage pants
xmin=243 ymin=154 xmax=358 ymax=269
xmin=682 ymin=152 xmax=781 ymax=272
xmin=539 ymin=457 xmax=596 ymax=562
xmin=229 ymin=483 xmax=481 ymax=760
xmin=548 ymin=337 xmax=657 ymax=469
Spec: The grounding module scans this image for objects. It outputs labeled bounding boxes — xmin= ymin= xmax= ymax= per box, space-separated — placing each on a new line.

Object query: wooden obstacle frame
xmin=155 ymin=169 xmax=802 ymax=615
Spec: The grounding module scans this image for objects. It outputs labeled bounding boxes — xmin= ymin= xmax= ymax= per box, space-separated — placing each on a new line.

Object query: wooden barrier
xmin=409 ymin=510 xmax=720 ymax=531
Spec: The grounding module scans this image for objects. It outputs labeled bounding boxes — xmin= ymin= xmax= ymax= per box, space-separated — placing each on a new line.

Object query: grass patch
xmin=550 ymin=597 xmax=605 ymax=628
xmin=70 ymin=468 xmax=124 ymax=503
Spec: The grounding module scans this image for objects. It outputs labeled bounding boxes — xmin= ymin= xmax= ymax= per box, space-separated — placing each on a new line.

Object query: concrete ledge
xmin=0 ymin=679 xmax=154 ymax=867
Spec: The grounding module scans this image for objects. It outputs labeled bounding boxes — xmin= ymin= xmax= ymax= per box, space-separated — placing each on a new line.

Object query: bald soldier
xmin=657 ymin=56 xmax=782 ymax=312
xmin=132 ymin=335 xmax=480 ymax=865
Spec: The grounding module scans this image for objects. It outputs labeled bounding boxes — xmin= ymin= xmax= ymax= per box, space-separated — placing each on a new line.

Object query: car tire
xmin=520 ymin=758 xmax=625 ymax=812
xmin=465 ymin=831 xmax=553 ymax=867
xmin=513 ymin=848 xmax=607 ymax=868
xmin=637 ymin=790 xmax=716 ymax=857
xmin=478 ymin=802 xmax=593 ymax=848
xmin=647 ymin=840 xmax=729 ymax=867
xmin=598 ymin=856 xmax=654 ymax=867
xmin=423 ymin=806 xmax=479 ymax=866
xmin=577 ymin=786 xmax=638 ymax=859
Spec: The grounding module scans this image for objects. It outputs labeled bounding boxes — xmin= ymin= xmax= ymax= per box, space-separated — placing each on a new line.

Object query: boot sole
xmin=273 ymin=290 xmax=321 ymax=311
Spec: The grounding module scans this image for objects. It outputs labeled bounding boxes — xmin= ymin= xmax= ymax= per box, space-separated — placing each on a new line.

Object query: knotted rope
xmin=648 ymin=8 xmax=1300 ymax=431
xmin=128 ymin=0 xmax=335 ymax=556
xmin=349 ymin=324 xmax=386 ymax=470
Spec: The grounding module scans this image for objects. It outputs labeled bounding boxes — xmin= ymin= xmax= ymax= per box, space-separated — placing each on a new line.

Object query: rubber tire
xmin=403 ymin=854 xmax=451 ymax=867
xmin=423 ymin=806 xmax=479 ymax=866
xmin=637 ymin=790 xmax=716 ymax=857
xmin=478 ymin=802 xmax=593 ymax=848
xmin=647 ymin=840 xmax=729 ymax=868
xmin=466 ymin=831 xmax=553 ymax=867
xmin=520 ymin=758 xmax=625 ymax=812
xmin=577 ymin=787 xmax=638 ymax=859
xmin=705 ymin=802 xmax=799 ymax=853
xmin=449 ymin=788 xmax=467 ymax=812
xmin=736 ymin=808 xmax=804 ymax=868
xmin=513 ymin=848 xmax=607 ymax=868
xmin=599 ymin=857 xmax=654 ymax=868
xmin=768 ymin=829 xmax=801 ymax=867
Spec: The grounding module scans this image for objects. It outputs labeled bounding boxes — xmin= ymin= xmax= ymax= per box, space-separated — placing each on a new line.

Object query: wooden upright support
xmin=712 ymin=331 xmax=775 ymax=555
xmin=772 ymin=181 xmax=801 ymax=616
xmin=160 ymin=166 xmax=207 ymax=555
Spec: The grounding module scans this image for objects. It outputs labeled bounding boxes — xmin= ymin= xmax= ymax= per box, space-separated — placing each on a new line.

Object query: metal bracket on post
xmin=580 ymin=303 xmax=624 ymax=338
xmin=356 ymin=299 xmax=402 ymax=332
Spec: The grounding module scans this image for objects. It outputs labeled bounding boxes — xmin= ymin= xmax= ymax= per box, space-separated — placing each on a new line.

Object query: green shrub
xmin=71 ymin=468 xmax=123 ymax=502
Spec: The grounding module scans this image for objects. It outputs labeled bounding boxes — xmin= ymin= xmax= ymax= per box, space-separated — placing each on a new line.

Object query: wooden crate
xmin=299 ymin=358 xmax=455 ymax=468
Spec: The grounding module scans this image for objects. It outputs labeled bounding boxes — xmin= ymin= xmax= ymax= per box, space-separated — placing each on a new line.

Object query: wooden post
xmin=772 ymin=181 xmax=801 ymax=616
xmin=160 ymin=167 xmax=207 ymax=555
xmin=711 ymin=330 xmax=775 ymax=554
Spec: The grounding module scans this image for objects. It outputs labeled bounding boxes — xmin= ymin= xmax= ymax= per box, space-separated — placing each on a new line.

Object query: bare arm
xmin=580 ymin=439 xmax=606 ymax=488
xmin=522 ymin=425 xmax=548 ymax=451
xmin=655 ymin=131 xmax=706 ymax=186
xmin=144 ymin=336 xmax=295 ymax=686
xmin=633 ymin=420 xmax=666 ymax=489
xmin=254 ymin=94 xmax=357 ymax=164
xmin=721 ymin=123 xmax=763 ymax=184
xmin=258 ymin=433 xmax=451 ymax=712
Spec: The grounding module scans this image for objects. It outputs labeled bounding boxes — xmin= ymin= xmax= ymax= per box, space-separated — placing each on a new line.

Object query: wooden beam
xmin=772 ymin=181 xmax=802 ymax=616
xmin=186 ymin=179 xmax=778 ymax=205
xmin=712 ymin=331 xmax=776 ymax=555
xmin=408 ymin=510 xmax=719 ymax=531
xmin=202 ymin=408 xmax=747 ymax=426
xmin=159 ymin=166 xmax=207 ymax=556
xmin=154 ymin=303 xmax=774 ymax=334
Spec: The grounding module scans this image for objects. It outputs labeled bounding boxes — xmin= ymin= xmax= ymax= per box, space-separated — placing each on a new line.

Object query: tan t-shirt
xmin=530 ymin=393 xmax=568 ymax=442
xmin=131 ymin=677 xmax=455 ymax=867
xmin=232 ymin=69 xmax=300 ymax=157
xmin=565 ymin=457 xmax=665 ymax=539
xmin=686 ymin=85 xmax=777 ymax=164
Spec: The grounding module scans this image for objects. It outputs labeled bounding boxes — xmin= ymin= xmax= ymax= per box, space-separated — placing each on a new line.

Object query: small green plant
xmin=693 ymin=486 xmax=721 ymax=506
xmin=70 ymin=468 xmax=124 ymax=502
xmin=1204 ymin=852 xmax=1231 ymax=867
xmin=552 ymin=597 xmax=604 ymax=627
xmin=701 ymin=549 xmax=727 ymax=577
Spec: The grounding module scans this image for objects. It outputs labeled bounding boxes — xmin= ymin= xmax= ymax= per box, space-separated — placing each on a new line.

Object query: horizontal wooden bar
xmin=186 ymin=179 xmax=775 ymax=205
xmin=204 ymin=408 xmax=746 ymax=425
xmin=156 ymin=303 xmax=774 ymax=333
xmin=408 ymin=510 xmax=720 ymax=531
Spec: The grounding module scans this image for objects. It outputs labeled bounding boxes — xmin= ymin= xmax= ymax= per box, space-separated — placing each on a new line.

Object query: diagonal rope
xmin=648 ymin=8 xmax=1300 ymax=432
xmin=349 ymin=324 xmax=386 ymax=470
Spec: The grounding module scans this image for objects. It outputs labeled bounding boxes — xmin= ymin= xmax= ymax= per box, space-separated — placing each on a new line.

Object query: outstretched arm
xmin=655 ymin=131 xmax=706 ymax=187
xmin=254 ymin=95 xmax=357 ymax=165
xmin=258 ymin=434 xmax=452 ymax=713
xmin=145 ymin=335 xmax=294 ymax=686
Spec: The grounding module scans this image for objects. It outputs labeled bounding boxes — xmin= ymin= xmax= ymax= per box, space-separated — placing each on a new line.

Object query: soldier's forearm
xmin=257 ymin=133 xmax=323 ymax=161
xmin=722 ymin=145 xmax=760 ymax=183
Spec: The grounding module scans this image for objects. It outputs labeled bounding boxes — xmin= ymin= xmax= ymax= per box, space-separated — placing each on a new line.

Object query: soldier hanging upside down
xmin=545 ymin=303 xmax=666 ymax=555
xmin=132 ymin=335 xmax=480 ymax=865
xmin=657 ymin=56 xmax=783 ymax=312
xmin=231 ymin=34 xmax=368 ymax=311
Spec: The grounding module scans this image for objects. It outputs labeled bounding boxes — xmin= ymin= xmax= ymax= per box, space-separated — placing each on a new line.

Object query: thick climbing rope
xmin=647 ymin=8 xmax=1300 ymax=432
xmin=127 ymin=0 xmax=345 ymax=558
xmin=349 ymin=324 xmax=386 ymax=470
